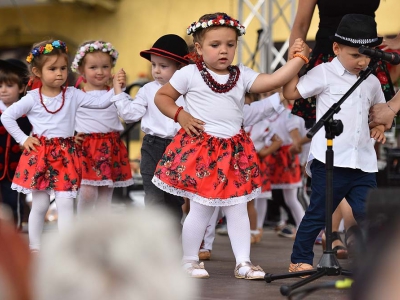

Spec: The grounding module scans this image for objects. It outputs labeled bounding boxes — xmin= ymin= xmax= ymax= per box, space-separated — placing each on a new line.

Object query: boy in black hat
xmin=111 ymin=34 xmax=189 ymax=227
xmin=0 ymin=59 xmax=32 ymax=228
xmin=282 ymin=14 xmax=386 ymax=271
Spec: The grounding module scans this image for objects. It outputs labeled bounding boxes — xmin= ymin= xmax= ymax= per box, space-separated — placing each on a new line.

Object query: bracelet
xmin=293 ymin=53 xmax=309 ymax=64
xmin=174 ymin=106 xmax=184 ymax=123
xmin=387 ymin=102 xmax=398 ymax=116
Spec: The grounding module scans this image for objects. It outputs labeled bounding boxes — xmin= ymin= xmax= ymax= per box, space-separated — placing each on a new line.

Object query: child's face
xmin=0 ymin=81 xmax=24 ymax=107
xmin=150 ymin=55 xmax=180 ymax=85
xmin=195 ymin=27 xmax=237 ymax=75
xmin=80 ymin=52 xmax=113 ymax=90
xmin=333 ymin=43 xmax=371 ymax=76
xmin=34 ymin=55 xmax=68 ymax=93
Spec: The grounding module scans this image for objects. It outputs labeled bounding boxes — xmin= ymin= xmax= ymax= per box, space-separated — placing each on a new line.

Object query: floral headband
xmin=26 ymin=40 xmax=68 ymax=64
xmin=187 ymin=14 xmax=246 ymax=36
xmin=71 ymin=41 xmax=119 ymax=73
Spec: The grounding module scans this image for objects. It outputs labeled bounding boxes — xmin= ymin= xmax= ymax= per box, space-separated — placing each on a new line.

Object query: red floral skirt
xmin=79 ymin=132 xmax=133 ymax=187
xmin=152 ymin=128 xmax=261 ymax=206
xmin=12 ymin=135 xmax=81 ymax=198
xmin=258 ymin=155 xmax=271 ymax=198
xmin=265 ymin=145 xmax=301 ymax=189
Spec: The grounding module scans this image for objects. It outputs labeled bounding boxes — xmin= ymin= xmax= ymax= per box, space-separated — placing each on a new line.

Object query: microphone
xmin=359 ymin=46 xmax=400 ymax=65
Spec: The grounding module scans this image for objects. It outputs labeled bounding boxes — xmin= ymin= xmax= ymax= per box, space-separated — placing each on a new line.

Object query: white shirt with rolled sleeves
xmin=111 ymin=81 xmax=184 ymax=139
xmin=1 ymin=87 xmax=116 ymax=145
xmin=296 ymin=57 xmax=386 ymax=175
xmin=75 ymin=89 xmax=124 ymax=133
xmin=169 ymin=64 xmax=284 ymax=138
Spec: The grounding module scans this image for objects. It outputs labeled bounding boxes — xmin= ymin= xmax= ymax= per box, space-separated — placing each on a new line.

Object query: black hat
xmin=140 ymin=34 xmax=189 ymax=65
xmin=0 ymin=59 xmax=29 ymax=84
xmin=331 ymin=14 xmax=383 ymax=48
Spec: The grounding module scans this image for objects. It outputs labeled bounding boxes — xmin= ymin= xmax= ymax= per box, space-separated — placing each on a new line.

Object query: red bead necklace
xmin=39 ymin=86 xmax=66 ymax=114
xmin=196 ymin=59 xmax=240 ymax=93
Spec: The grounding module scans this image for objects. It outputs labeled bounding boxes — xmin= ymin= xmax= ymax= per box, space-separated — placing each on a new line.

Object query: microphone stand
xmin=264 ymin=58 xmax=381 ymax=296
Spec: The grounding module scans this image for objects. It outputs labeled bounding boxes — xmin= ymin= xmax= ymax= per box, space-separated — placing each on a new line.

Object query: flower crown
xmin=26 ymin=40 xmax=68 ymax=64
xmin=71 ymin=41 xmax=119 ymax=73
xmin=187 ymin=14 xmax=246 ymax=36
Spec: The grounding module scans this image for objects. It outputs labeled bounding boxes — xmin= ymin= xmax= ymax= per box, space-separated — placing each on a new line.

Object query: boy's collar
xmin=331 ymin=57 xmax=361 ymax=77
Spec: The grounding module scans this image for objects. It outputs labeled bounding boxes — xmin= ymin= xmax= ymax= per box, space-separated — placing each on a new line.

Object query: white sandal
xmin=183 ymin=261 xmax=210 ymax=279
xmin=234 ymin=261 xmax=265 ymax=280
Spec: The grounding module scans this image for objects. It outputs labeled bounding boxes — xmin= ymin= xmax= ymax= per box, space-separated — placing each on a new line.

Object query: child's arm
xmin=155 ymin=83 xmax=205 ymax=136
xmin=249 ymin=38 xmax=311 ymax=94
xmin=258 ymin=134 xmax=282 ymax=158
xmin=289 ymin=128 xmax=302 ymax=155
xmin=370 ymin=125 xmax=386 ymax=144
xmin=111 ymin=86 xmax=148 ymax=123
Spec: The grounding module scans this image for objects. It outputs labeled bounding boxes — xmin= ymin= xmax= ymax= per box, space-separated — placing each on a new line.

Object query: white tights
xmin=29 ymin=191 xmax=74 ymax=250
xmin=282 ymin=188 xmax=305 ymax=229
xmin=77 ymin=185 xmax=114 ymax=214
xmin=182 ymin=200 xmax=250 ymax=265
xmin=255 ymin=197 xmax=268 ymax=229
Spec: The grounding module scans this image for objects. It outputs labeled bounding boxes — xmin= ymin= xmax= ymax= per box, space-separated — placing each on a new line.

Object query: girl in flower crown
xmin=1 ymin=39 xmax=125 ymax=252
xmin=71 ymin=40 xmax=133 ymax=214
xmin=152 ymin=12 xmax=311 ymax=279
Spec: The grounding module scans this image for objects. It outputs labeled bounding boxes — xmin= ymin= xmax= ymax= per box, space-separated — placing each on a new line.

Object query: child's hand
xmin=74 ymin=132 xmax=85 ymax=145
xmin=113 ymin=68 xmax=126 ymax=94
xmin=288 ymin=38 xmax=307 ymax=60
xmin=370 ymin=125 xmax=386 ymax=144
xmin=176 ymin=109 xmax=205 ymax=137
xmin=23 ymin=136 xmax=40 ymax=152
xmin=289 ymin=142 xmax=302 ymax=155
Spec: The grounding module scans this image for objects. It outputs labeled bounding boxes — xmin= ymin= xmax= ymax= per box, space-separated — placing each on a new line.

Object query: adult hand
xmin=369 ymin=103 xmax=396 ymax=130
xmin=382 ymin=33 xmax=400 ymax=51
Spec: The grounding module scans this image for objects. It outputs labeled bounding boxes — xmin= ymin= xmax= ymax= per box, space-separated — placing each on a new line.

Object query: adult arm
xmin=289 ymin=0 xmax=318 ymax=47
xmin=369 ymin=92 xmax=400 ymax=130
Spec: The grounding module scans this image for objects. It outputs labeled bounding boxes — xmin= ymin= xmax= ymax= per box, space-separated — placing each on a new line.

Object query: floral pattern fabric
xmin=152 ymin=128 xmax=261 ymax=206
xmin=79 ymin=132 xmax=133 ymax=187
xmin=265 ymin=145 xmax=301 ymax=189
xmin=12 ymin=135 xmax=81 ymax=198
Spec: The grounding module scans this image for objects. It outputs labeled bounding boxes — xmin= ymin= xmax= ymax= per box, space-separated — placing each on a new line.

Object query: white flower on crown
xmin=219 ymin=19 xmax=225 ymax=25
xmin=201 ymin=22 xmax=207 ymax=28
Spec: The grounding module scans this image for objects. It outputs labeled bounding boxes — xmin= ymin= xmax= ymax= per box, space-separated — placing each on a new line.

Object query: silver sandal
xmin=234 ymin=261 xmax=265 ymax=280
xmin=183 ymin=261 xmax=210 ymax=279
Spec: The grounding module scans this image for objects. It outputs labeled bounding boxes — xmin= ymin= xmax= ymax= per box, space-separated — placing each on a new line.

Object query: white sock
xmin=255 ymin=197 xmax=267 ymax=229
xmin=77 ymin=185 xmax=97 ymax=214
xmin=55 ymin=197 xmax=74 ymax=232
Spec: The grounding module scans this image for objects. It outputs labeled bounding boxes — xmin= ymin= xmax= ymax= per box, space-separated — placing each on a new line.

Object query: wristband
xmin=174 ymin=106 xmax=184 ymax=123
xmin=387 ymin=102 xmax=397 ymax=116
xmin=293 ymin=53 xmax=309 ymax=64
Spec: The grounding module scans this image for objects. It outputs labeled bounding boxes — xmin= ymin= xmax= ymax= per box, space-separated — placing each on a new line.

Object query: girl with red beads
xmin=71 ymin=41 xmax=133 ymax=214
xmin=152 ymin=12 xmax=311 ymax=279
xmin=1 ymin=39 xmax=125 ymax=252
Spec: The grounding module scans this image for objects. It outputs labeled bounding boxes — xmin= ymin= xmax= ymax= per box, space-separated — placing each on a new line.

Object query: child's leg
xmin=255 ymin=197 xmax=268 ymax=229
xmin=247 ymin=200 xmax=257 ymax=231
xmin=54 ymin=197 xmax=74 ymax=232
xmin=223 ymin=203 xmax=265 ymax=278
xmin=77 ymin=185 xmax=98 ymax=214
xmin=96 ymin=186 xmax=114 ymax=210
xmin=28 ymin=191 xmax=50 ymax=251
xmin=201 ymin=207 xmax=220 ymax=251
xmin=282 ymin=188 xmax=305 ymax=229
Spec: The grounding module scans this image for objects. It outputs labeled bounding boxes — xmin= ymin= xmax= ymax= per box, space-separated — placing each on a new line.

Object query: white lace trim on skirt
xmin=152 ymin=176 xmax=260 ymax=207
xmin=81 ymin=178 xmax=134 ymax=188
xmin=271 ymin=181 xmax=302 ymax=189
xmin=11 ymin=183 xmax=78 ymax=199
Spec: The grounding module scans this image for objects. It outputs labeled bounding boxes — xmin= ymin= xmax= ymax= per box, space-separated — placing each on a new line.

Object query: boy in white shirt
xmin=282 ymin=14 xmax=386 ymax=271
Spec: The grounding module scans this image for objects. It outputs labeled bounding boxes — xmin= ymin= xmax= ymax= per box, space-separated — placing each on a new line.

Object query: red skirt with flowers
xmin=12 ymin=135 xmax=81 ymax=198
xmin=265 ymin=145 xmax=301 ymax=189
xmin=152 ymin=128 xmax=261 ymax=206
xmin=79 ymin=132 xmax=133 ymax=187
xmin=258 ymin=155 xmax=272 ymax=198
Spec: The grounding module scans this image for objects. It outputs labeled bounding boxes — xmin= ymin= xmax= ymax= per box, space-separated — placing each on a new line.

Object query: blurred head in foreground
xmin=35 ymin=208 xmax=197 ymax=300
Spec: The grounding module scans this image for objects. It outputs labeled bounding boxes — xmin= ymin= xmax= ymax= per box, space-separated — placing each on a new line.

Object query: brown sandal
xmin=234 ymin=261 xmax=265 ymax=280
xmin=322 ymin=231 xmax=348 ymax=259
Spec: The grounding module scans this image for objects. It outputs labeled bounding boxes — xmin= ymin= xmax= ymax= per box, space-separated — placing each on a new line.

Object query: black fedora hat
xmin=331 ymin=14 xmax=383 ymax=48
xmin=0 ymin=58 xmax=29 ymax=84
xmin=140 ymin=34 xmax=189 ymax=65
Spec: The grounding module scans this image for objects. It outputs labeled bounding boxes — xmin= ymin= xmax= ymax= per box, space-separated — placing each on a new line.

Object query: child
xmin=71 ymin=40 xmax=133 ymax=214
xmin=266 ymin=97 xmax=306 ymax=239
xmin=152 ymin=12 xmax=310 ymax=279
xmin=282 ymin=14 xmax=386 ymax=272
xmin=1 ymin=39 xmax=125 ymax=251
xmin=111 ymin=34 xmax=189 ymax=226
xmin=0 ymin=59 xmax=31 ymax=228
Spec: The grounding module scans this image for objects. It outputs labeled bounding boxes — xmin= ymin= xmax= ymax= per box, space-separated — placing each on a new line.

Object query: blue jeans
xmin=291 ymin=160 xmax=376 ymax=265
